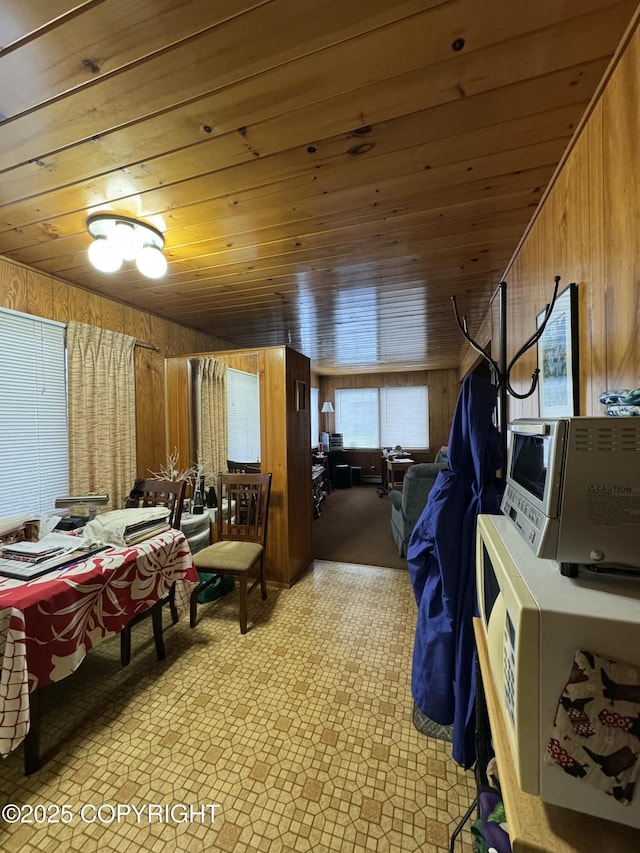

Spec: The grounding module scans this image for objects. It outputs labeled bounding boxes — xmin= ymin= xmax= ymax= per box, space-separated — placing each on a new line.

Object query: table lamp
xmin=55 ymin=494 xmax=109 ymax=521
xmin=321 ymin=400 xmax=334 ymax=429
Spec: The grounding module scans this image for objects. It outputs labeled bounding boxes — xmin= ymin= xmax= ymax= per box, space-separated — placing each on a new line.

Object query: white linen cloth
xmin=83 ymin=507 xmax=170 ymax=547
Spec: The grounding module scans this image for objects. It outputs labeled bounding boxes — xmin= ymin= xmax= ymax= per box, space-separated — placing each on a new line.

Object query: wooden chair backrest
xmin=125 ymin=478 xmax=186 ymax=529
xmin=227 ymin=460 xmax=262 ymax=474
xmin=217 ymin=473 xmax=272 ymax=546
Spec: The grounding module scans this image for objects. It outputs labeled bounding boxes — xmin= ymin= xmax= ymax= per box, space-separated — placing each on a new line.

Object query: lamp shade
xmin=321 ymin=401 xmax=334 ymax=413
xmin=87 ymin=236 xmax=122 ymax=273
xmin=136 ymin=244 xmax=168 ymax=278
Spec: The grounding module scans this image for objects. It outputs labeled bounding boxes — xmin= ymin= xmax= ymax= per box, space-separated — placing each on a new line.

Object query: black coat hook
xmin=452 ymin=275 xmax=563 ymax=461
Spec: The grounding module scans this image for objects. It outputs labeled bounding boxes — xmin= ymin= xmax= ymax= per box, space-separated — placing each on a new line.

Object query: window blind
xmin=227 ymin=368 xmax=260 ymax=462
xmin=310 ymin=386 xmax=319 ymax=448
xmin=0 ymin=309 xmax=68 ymax=517
xmin=335 ymin=388 xmax=379 ymax=448
xmin=335 ymin=386 xmax=429 ymax=449
xmin=380 ymin=386 xmax=429 ymax=448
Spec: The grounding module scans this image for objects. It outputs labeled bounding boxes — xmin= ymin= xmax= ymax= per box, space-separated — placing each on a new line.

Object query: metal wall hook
xmin=451 ymin=295 xmax=502 ymax=382
xmin=451 ymin=275 xmax=562 ymax=461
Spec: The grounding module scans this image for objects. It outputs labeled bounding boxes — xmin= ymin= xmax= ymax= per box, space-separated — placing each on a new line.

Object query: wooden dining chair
xmin=125 ymin=478 xmax=186 ymax=525
xmin=227 ymin=459 xmax=262 ymax=473
xmin=190 ymin=472 xmax=272 ymax=634
xmin=120 ymin=477 xmax=186 ymax=665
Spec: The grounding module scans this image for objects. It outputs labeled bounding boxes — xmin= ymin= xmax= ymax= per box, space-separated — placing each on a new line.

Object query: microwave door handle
xmin=508 ymin=423 xmax=551 ymax=436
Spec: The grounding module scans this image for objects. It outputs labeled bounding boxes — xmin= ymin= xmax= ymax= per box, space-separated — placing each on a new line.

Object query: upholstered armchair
xmin=388 ymin=462 xmax=447 ymax=557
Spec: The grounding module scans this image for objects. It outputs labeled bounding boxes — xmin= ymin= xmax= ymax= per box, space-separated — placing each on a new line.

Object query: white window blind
xmin=310 ymin=386 xmax=319 ymax=448
xmin=335 ymin=388 xmax=379 ymax=448
xmin=380 ymin=386 xmax=429 ymax=448
xmin=0 ymin=309 xmax=68 ymax=517
xmin=335 ymin=386 xmax=429 ymax=450
xmin=227 ymin=368 xmax=260 ymax=462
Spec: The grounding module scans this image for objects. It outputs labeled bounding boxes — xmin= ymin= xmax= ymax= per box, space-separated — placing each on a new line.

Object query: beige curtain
xmin=198 ymin=357 xmax=227 ymax=483
xmin=66 ymin=321 xmax=136 ymax=511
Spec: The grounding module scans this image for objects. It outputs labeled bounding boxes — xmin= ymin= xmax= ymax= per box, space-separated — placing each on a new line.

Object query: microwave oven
xmin=476 ymin=514 xmax=640 ymax=827
xmin=501 ymin=416 xmax=640 ymax=575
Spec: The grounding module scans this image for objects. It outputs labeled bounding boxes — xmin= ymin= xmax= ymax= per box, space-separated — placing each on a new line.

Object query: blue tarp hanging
xmin=408 ymin=374 xmax=505 ymax=767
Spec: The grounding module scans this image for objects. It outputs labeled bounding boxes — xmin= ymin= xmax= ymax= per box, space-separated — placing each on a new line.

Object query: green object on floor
xmin=470 ymin=819 xmax=489 ymax=853
xmin=197 ymin=572 xmax=235 ymax=603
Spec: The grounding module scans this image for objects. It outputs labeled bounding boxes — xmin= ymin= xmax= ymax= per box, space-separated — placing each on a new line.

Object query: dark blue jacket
xmin=408 ymin=374 xmax=504 ymax=767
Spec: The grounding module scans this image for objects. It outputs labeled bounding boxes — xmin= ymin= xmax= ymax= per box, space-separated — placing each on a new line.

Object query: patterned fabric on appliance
xmin=546 ymin=650 xmax=640 ymax=804
xmin=599 ymin=388 xmax=640 ymax=417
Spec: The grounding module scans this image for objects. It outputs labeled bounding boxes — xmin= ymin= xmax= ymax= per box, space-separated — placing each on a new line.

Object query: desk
xmin=473 ymin=619 xmax=640 ymax=852
xmin=0 ymin=529 xmax=198 ymax=769
xmin=386 ymin=457 xmax=414 ymax=490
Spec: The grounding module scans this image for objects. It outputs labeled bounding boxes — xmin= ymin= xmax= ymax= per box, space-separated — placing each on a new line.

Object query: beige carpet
xmin=313 ymin=483 xmax=407 ymax=570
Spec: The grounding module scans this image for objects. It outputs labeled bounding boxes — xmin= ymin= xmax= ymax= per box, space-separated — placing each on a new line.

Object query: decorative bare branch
xmin=147 ymin=447 xmax=197 ymax=483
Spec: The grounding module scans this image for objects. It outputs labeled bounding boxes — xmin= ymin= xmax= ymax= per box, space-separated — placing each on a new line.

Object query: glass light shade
xmin=136 ymin=244 xmax=168 ymax=278
xmin=321 ymin=401 xmax=334 ymax=413
xmin=108 ymin=221 xmax=142 ymax=261
xmin=87 ymin=213 xmax=166 ymax=276
xmin=88 ymin=237 xmax=122 ymax=273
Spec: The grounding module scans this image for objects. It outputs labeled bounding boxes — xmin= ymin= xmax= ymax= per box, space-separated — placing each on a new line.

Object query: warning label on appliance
xmin=587 ymin=485 xmax=640 ymax=525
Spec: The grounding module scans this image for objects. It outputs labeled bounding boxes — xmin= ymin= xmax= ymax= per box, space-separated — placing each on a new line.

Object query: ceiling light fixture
xmin=86 ymin=213 xmax=168 ymax=278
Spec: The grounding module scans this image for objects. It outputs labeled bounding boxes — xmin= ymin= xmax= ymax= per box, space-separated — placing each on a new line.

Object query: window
xmin=310 ymin=386 xmax=319 ymax=448
xmin=335 ymin=386 xmax=429 ymax=449
xmin=379 ymin=386 xmax=429 ymax=448
xmin=334 ymin=388 xmax=379 ymax=449
xmin=227 ymin=368 xmax=260 ymax=462
xmin=0 ymin=308 xmax=68 ymax=517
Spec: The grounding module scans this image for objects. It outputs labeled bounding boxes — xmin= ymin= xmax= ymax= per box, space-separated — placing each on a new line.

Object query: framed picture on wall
xmin=536 ymin=282 xmax=579 ymax=417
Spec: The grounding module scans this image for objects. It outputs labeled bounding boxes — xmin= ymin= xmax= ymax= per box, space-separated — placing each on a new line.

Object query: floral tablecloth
xmin=0 ymin=529 xmax=197 ymax=758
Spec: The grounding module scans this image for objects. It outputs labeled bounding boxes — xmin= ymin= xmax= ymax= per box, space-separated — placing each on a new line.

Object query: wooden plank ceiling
xmin=0 ymin=0 xmax=636 ymax=374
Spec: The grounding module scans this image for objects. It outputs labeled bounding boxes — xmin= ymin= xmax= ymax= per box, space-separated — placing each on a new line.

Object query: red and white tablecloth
xmin=0 ymin=529 xmax=198 ymax=758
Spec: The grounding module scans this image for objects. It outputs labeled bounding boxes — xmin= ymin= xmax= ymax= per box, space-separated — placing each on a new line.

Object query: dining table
xmin=0 ymin=528 xmax=198 ymax=773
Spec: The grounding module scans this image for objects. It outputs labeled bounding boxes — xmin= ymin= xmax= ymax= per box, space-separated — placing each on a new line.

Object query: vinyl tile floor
xmin=0 ymin=561 xmax=476 ymax=853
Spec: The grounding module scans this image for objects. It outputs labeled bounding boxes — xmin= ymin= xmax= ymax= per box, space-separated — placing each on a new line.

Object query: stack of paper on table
xmin=0 ymin=532 xmax=106 ymax=580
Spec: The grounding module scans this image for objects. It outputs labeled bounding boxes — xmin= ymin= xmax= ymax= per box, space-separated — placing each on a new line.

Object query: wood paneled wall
xmin=318 ymin=369 xmax=460 ymax=471
xmin=0 ymin=256 xmax=228 ymax=478
xmin=493 ymin=13 xmax=640 ymax=420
